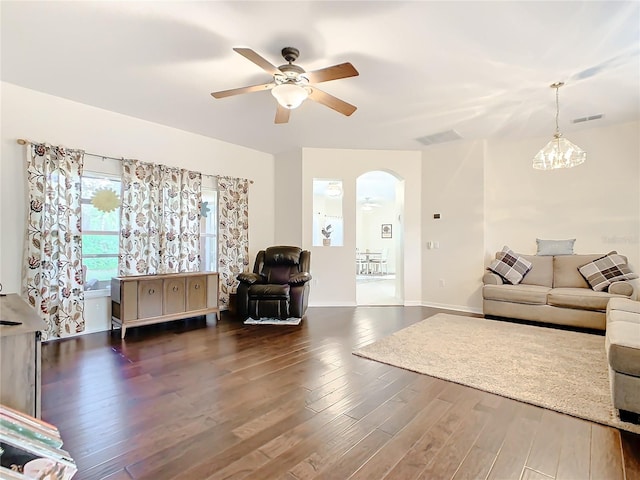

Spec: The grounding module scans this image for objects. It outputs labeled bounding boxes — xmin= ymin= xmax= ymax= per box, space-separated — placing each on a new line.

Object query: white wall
xmin=421 ymin=121 xmax=640 ymax=313
xmin=300 ymin=148 xmax=422 ymax=306
xmin=274 ymin=149 xmax=303 ymax=248
xmin=1 ymin=82 xmax=274 ymax=333
xmin=422 ymin=140 xmax=486 ymax=313
xmin=485 ymin=121 xmax=640 ymax=273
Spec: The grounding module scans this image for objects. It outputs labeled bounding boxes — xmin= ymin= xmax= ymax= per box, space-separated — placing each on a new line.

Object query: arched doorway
xmin=356 ymin=170 xmax=404 ymax=305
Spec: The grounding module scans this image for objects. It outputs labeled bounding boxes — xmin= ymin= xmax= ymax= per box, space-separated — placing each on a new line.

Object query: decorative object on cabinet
xmin=0 ymin=294 xmax=45 ymax=418
xmin=111 ymin=272 xmax=219 ymax=339
xmin=321 ymin=224 xmax=333 ymax=246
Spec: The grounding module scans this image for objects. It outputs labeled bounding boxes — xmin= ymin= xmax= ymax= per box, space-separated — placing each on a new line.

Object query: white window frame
xmin=200 ymin=186 xmax=218 ymax=272
xmin=81 ymin=171 xmax=122 ymax=297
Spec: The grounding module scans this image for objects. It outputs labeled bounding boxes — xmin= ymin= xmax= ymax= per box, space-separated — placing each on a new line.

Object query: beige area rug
xmin=353 ymin=313 xmax=640 ymax=434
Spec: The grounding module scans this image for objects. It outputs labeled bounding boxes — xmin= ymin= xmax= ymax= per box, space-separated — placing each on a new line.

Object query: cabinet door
xmin=138 ymin=279 xmax=163 ymax=318
xmin=163 ymin=277 xmax=186 ymax=315
xmin=186 ymin=276 xmax=207 ymax=311
xmin=206 ymin=273 xmax=219 ymax=309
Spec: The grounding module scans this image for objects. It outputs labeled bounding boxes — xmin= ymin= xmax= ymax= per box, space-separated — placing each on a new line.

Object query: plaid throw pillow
xmin=578 ymin=254 xmax=638 ymax=291
xmin=488 ymin=246 xmax=533 ymax=285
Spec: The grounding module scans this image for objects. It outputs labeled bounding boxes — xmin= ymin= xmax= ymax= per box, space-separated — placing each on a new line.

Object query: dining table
xmin=356 ymin=251 xmax=382 ymax=275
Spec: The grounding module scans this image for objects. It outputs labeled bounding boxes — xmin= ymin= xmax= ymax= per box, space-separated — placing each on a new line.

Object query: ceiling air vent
xmin=416 ymin=129 xmax=462 ymax=146
xmin=572 ymin=114 xmax=604 ymax=124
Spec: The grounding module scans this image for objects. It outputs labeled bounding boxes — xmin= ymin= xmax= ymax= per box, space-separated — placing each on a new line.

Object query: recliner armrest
xmin=483 ymin=272 xmax=504 ymax=285
xmin=237 ymin=272 xmax=264 ymax=285
xmin=289 ymin=272 xmax=312 ymax=286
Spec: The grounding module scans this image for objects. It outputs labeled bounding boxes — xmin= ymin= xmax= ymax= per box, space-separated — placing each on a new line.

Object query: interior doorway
xmin=356 ymin=171 xmax=404 ymax=305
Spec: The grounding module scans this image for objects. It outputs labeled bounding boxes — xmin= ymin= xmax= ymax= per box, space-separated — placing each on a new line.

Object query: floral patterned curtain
xmin=23 ymin=144 xmax=84 ymax=340
xmin=119 ymin=159 xmax=201 ymax=276
xmin=217 ymin=176 xmax=249 ymax=308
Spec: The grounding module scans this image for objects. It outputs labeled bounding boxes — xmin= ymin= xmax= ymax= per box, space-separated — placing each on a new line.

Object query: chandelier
xmin=532 ymin=82 xmax=586 ymax=170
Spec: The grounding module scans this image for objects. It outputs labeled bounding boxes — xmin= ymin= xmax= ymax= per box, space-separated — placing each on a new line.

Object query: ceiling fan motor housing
xmin=281 ymin=47 xmax=300 ymax=63
xmin=276 ymin=64 xmax=308 ymax=85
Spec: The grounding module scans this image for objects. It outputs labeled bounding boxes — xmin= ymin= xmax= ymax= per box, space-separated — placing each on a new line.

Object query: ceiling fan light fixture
xmin=533 ymin=82 xmax=586 ymax=170
xmin=271 ymin=83 xmax=309 ymax=109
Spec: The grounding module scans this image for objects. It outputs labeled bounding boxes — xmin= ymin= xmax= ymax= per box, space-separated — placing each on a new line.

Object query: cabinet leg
xmin=206 ymin=312 xmax=218 ymax=326
xmin=121 ymin=325 xmax=126 ymax=339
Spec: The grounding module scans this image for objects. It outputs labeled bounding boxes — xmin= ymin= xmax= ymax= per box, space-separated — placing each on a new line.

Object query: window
xmin=81 ymin=173 xmax=121 ymax=290
xmin=200 ymin=187 xmax=218 ymax=272
xmin=80 ymin=167 xmax=218 ymax=290
xmin=313 ymin=179 xmax=344 ymax=247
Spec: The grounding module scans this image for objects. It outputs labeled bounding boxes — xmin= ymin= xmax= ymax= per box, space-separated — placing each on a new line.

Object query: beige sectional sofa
xmin=606 ymin=298 xmax=640 ymax=421
xmin=483 ymin=253 xmax=637 ymax=330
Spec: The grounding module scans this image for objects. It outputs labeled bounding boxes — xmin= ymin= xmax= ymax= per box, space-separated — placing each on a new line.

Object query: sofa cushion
xmin=578 ymin=253 xmax=638 ymax=292
xmin=488 ymin=246 xmax=532 ymax=285
xmin=483 ymin=284 xmax=550 ymax=305
xmin=608 ymin=297 xmax=640 ymax=315
xmin=553 ymin=254 xmax=607 ymax=288
xmin=547 ymin=288 xmax=617 ymax=311
xmin=519 ymin=254 xmax=553 ymax=287
xmin=607 ymin=309 xmax=640 ymax=325
xmin=536 ymin=238 xmax=575 ymax=256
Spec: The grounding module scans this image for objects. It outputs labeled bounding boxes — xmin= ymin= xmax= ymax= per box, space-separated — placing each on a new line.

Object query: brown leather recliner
xmin=236 ymin=246 xmax=312 ymax=320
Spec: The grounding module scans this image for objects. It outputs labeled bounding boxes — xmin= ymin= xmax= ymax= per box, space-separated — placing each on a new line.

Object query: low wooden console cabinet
xmin=111 ymin=272 xmax=219 ymax=338
xmin=0 ymin=294 xmax=45 ymax=418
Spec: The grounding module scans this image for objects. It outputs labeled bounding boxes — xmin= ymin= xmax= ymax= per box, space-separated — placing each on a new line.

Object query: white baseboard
xmin=422 ymin=301 xmax=483 ymax=315
xmin=403 ymin=300 xmax=423 ymax=307
xmin=308 ymin=301 xmax=358 ymax=307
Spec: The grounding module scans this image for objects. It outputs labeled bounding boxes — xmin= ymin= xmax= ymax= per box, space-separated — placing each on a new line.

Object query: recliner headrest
xmin=264 ymin=246 xmax=302 ymax=266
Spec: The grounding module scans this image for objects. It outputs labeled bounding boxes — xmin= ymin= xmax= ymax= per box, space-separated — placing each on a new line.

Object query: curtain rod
xmin=17 ymin=138 xmax=253 ymax=183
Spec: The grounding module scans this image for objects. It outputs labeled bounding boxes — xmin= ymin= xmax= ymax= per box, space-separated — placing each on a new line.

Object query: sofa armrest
xmin=483 ymin=272 xmax=503 ymax=285
xmin=237 ymin=272 xmax=263 ymax=285
xmin=608 ymin=281 xmax=636 ymax=298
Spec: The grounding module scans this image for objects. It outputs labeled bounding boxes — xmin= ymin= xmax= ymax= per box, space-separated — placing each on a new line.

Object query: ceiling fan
xmin=211 ymin=47 xmax=359 ymax=124
xmin=361 ymin=197 xmax=381 ymax=211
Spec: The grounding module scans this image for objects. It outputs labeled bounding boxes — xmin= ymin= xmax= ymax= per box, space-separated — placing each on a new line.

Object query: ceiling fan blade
xmin=307 ymin=62 xmax=359 ymax=83
xmin=308 ymin=88 xmax=357 ymax=116
xmin=274 ymin=104 xmax=290 ymax=124
xmin=233 ymin=47 xmax=281 ymax=76
xmin=211 ymin=82 xmax=274 ymax=99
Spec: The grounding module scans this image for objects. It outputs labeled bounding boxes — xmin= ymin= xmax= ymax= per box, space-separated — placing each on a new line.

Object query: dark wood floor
xmin=41 ymin=307 xmax=640 ymax=480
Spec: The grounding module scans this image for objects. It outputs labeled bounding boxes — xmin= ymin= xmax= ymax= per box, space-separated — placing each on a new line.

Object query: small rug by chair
xmin=244 ymin=317 xmax=302 ymax=326
xmin=353 ymin=313 xmax=640 ymax=434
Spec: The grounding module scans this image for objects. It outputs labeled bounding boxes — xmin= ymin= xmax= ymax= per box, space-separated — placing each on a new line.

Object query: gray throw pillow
xmin=536 ymin=238 xmax=575 ymax=255
xmin=488 ymin=246 xmax=533 ymax=285
xmin=578 ymin=253 xmax=638 ymax=292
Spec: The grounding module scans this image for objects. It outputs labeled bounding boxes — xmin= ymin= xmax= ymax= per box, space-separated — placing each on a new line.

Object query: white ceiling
xmin=2 ymin=1 xmax=639 ymax=155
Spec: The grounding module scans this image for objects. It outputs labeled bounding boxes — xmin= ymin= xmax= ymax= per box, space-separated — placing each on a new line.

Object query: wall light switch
xmin=434 ymin=241 xmax=440 ymax=249
xmin=433 ymin=213 xmax=441 ymax=219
